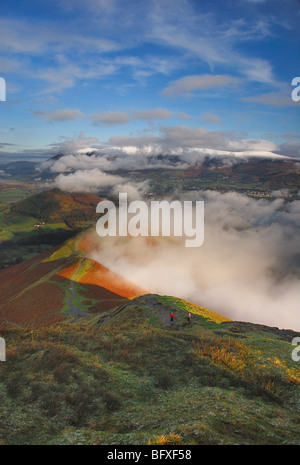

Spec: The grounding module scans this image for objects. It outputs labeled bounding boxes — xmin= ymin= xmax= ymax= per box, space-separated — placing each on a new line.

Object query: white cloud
xmin=32 ymin=109 xmax=84 ymax=122
xmin=0 ymin=17 xmax=120 ymax=55
xmin=90 ymin=111 xmax=132 ymax=126
xmin=133 ymin=108 xmax=173 ymax=120
xmin=36 ymin=126 xmax=289 ymax=180
xmin=157 ymin=125 xmax=279 ymax=153
xmin=52 ymin=168 xmax=123 ymax=193
xmin=87 ymin=190 xmax=300 ymax=331
xmin=110 ymin=180 xmax=150 ymax=201
xmin=32 ymin=107 xmax=176 ymax=125
xmin=278 ymin=141 xmax=300 ymax=158
xmin=242 ymin=90 xmax=297 ymax=107
xmin=202 ymin=112 xmax=222 ymax=125
xmin=162 ymin=74 xmax=239 ymax=97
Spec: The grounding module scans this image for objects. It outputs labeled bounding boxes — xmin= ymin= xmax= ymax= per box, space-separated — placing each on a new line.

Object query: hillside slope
xmin=10 ymin=188 xmax=100 ymax=226
xmin=0 ymin=187 xmax=102 ymax=268
xmin=0 ymin=229 xmax=299 ymax=445
xmin=0 ymin=290 xmax=299 ymax=445
xmin=0 ymin=233 xmax=145 ymax=329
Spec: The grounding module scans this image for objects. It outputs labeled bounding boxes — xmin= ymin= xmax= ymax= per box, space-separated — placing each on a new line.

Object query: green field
xmin=0 ymin=205 xmax=76 ymax=267
xmin=0 ymin=187 xmax=36 ymax=203
xmin=0 ymin=186 xmax=99 ymax=268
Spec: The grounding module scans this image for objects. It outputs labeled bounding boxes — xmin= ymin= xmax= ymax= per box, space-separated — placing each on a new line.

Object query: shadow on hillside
xmin=0 ymin=229 xmax=79 ymax=268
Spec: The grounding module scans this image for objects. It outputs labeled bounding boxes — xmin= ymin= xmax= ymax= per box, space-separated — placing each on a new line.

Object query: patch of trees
xmin=11 ymin=195 xmax=61 ymax=222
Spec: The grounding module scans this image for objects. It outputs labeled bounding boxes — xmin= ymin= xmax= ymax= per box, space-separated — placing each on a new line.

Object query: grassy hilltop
xmin=0 ymin=289 xmax=299 ymax=445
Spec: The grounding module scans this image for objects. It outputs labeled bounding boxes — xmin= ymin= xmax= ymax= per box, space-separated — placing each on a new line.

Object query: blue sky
xmin=0 ymin=0 xmax=299 ymax=162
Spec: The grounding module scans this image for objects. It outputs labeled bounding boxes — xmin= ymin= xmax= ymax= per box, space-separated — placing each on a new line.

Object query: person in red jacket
xmin=170 ymin=313 xmax=175 ymax=325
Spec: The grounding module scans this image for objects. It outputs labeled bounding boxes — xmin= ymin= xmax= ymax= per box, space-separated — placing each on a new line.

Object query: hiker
xmin=187 ymin=312 xmax=191 ymax=323
xmin=170 ymin=313 xmax=175 ymax=325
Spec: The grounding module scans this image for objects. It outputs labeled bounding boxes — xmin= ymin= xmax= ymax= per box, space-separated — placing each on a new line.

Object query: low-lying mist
xmin=87 ymin=190 xmax=300 ymax=331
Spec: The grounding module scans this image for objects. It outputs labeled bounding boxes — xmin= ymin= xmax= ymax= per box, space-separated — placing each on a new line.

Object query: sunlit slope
xmin=58 ymin=258 xmax=146 ymax=300
xmin=47 ymin=231 xmax=147 ymax=299
xmin=84 ymin=293 xmax=230 ymax=328
xmin=0 ymin=232 xmax=146 ymax=329
xmin=10 ymin=188 xmax=100 ymax=226
xmin=160 ymin=295 xmax=231 ymax=324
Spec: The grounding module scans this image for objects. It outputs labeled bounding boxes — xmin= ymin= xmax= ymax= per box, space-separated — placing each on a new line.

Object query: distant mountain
xmin=10 ymin=188 xmax=101 ymax=225
xmin=49 ymin=149 xmax=99 ymax=162
xmin=0 ymin=161 xmax=37 ymax=176
xmin=1 ymin=149 xmax=299 ymax=194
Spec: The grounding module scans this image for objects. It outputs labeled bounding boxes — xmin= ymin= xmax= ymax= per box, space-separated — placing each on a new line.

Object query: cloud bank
xmin=36 ymin=125 xmax=296 ymax=182
xmin=87 ymin=190 xmax=300 ymax=331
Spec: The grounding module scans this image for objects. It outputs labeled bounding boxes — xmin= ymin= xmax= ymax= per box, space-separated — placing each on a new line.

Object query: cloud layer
xmin=87 ymin=190 xmax=300 ymax=331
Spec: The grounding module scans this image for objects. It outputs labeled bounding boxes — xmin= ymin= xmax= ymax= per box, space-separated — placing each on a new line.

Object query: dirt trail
xmin=66 ymin=258 xmax=88 ymax=318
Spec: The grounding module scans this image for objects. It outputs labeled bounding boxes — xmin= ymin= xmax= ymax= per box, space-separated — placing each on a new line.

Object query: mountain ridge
xmin=0 ymin=281 xmax=299 ymax=445
xmin=0 ymin=229 xmax=299 ymax=445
